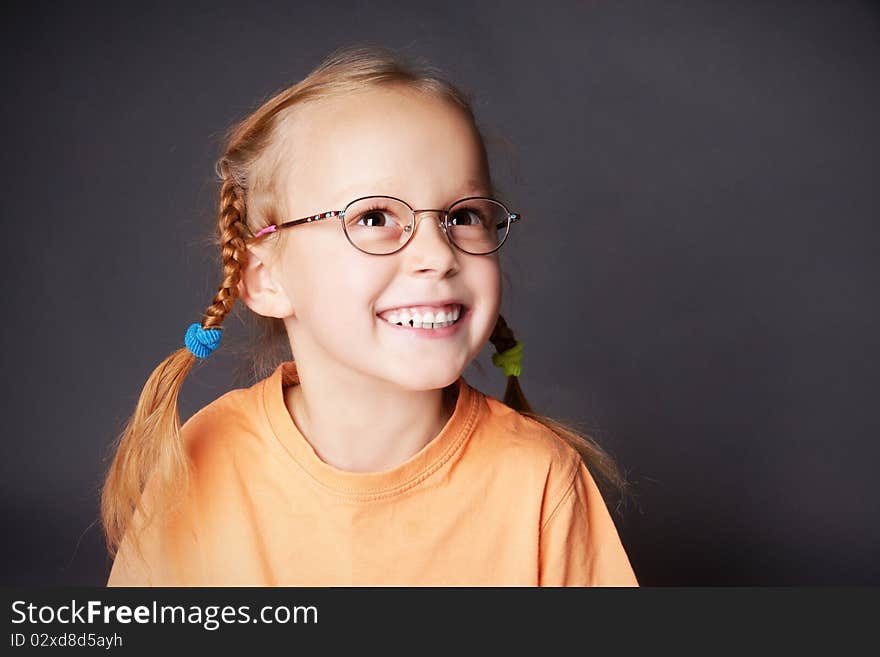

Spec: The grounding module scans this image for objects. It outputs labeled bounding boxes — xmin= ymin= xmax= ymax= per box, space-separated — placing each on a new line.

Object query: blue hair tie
xmin=184 ymin=322 xmax=223 ymax=358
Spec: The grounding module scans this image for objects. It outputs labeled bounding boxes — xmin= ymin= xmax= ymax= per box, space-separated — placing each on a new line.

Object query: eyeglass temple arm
xmin=495 ymin=212 xmax=521 ymax=230
xmin=249 ymin=210 xmax=344 ymax=239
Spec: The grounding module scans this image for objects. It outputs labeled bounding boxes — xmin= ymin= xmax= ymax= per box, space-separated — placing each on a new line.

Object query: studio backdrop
xmin=1 ymin=0 xmax=878 ymax=585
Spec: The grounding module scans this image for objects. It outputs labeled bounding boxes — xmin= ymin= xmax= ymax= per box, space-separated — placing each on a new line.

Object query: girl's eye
xmin=356 ymin=208 xmax=392 ymax=227
xmin=449 ymin=208 xmax=483 ymax=227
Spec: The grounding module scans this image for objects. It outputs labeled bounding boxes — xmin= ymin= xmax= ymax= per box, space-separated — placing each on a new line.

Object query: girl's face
xmin=266 ymin=84 xmax=502 ymax=391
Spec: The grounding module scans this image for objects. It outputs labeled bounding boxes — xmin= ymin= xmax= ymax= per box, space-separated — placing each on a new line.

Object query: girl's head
xmin=101 ymin=44 xmax=629 ymax=560
xmin=237 ymin=80 xmax=502 ymax=393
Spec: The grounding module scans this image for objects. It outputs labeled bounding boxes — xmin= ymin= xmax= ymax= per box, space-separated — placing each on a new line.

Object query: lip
xmin=375 ymin=298 xmax=466 ymax=314
xmin=377 ymin=305 xmax=470 ymax=340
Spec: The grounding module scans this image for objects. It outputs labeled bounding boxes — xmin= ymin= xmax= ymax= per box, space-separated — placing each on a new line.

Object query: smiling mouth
xmin=377 ymin=305 xmax=467 ymax=329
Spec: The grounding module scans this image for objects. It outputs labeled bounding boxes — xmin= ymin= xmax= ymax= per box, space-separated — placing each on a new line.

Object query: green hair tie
xmin=491 ymin=340 xmax=523 ymax=377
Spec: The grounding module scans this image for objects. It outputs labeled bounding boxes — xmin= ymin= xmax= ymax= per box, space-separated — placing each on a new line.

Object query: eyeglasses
xmin=243 ymin=195 xmax=522 ymax=255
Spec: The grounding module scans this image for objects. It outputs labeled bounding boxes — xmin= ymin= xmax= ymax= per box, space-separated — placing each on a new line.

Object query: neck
xmin=284 ymin=361 xmax=459 ymax=474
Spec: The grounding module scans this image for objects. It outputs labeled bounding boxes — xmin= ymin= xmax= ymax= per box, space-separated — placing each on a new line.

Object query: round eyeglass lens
xmin=343 ymin=197 xmax=412 ymax=255
xmin=446 ymin=198 xmax=510 ymax=254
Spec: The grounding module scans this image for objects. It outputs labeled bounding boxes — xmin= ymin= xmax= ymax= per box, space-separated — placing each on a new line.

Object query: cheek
xmin=468 ymin=258 xmax=502 ymax=302
xmin=287 ymin=239 xmax=391 ymax=318
xmin=460 ymin=259 xmax=502 ymax=341
xmin=325 ymin=268 xmax=387 ymax=314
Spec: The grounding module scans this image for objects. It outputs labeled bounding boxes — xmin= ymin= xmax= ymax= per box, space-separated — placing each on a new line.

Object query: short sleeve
xmin=538 ymin=459 xmax=639 ymax=587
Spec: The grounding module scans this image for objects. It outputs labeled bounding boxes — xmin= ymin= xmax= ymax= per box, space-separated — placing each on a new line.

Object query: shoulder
xmin=477 ymin=391 xmax=582 ymax=472
xmin=470 ymin=387 xmax=583 ymax=508
xmin=178 ymin=379 xmax=271 ymax=476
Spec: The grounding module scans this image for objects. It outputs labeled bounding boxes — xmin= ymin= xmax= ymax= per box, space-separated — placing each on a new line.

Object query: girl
xmin=102 ymin=44 xmax=639 ymax=586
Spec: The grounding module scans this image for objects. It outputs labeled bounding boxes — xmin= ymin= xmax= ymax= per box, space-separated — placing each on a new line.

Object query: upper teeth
xmin=380 ymin=304 xmax=462 ymax=328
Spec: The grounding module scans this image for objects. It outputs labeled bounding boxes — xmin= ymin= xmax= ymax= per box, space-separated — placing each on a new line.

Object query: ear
xmin=236 ymin=243 xmax=296 ymax=319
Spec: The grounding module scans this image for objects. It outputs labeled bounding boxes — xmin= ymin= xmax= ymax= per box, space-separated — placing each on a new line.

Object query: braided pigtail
xmin=489 ymin=314 xmax=633 ymax=510
xmin=203 ymin=159 xmax=251 ymax=331
xmin=488 ymin=313 xmax=532 ymax=413
xmin=99 ymin=160 xmax=250 ymax=559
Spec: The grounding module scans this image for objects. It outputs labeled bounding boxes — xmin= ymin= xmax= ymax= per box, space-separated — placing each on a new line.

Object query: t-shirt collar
xmin=262 ymin=360 xmax=481 ymax=499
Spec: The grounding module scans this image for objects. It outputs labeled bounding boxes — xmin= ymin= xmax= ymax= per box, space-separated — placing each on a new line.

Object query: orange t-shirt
xmin=107 ymin=361 xmax=638 ymax=586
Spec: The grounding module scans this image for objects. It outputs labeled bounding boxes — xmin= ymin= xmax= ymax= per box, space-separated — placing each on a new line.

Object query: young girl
xmin=102 ymin=44 xmax=639 ymax=587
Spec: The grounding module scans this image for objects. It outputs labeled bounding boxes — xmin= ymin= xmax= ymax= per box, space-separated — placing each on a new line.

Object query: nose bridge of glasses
xmin=414 ymin=208 xmax=447 ymax=221
xmin=401 ymin=207 xmax=459 ymax=256
xmin=404 ymin=208 xmax=448 ymax=234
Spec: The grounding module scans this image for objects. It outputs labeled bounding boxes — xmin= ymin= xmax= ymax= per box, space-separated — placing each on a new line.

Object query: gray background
xmin=2 ymin=0 xmax=878 ymax=585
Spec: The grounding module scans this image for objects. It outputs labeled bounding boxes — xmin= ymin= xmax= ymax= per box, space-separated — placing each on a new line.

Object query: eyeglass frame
xmin=243 ymin=194 xmax=522 ymax=256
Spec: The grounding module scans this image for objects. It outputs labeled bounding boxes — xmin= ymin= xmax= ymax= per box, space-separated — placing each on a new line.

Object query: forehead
xmin=282 ymin=85 xmax=490 ymax=210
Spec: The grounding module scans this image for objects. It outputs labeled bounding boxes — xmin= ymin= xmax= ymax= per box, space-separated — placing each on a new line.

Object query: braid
xmin=489 ymin=313 xmax=533 ymax=414
xmin=202 ymin=159 xmax=250 ymax=330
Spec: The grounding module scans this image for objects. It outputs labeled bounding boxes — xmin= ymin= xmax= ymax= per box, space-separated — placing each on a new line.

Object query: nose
xmin=401 ymin=210 xmax=459 ymax=269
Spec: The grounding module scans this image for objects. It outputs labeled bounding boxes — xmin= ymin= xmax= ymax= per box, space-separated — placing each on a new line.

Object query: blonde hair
xmin=100 ymin=43 xmax=633 ymax=560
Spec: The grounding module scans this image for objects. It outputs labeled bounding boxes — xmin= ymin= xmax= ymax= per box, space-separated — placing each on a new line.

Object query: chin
xmin=385 ymin=366 xmax=463 ymax=392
